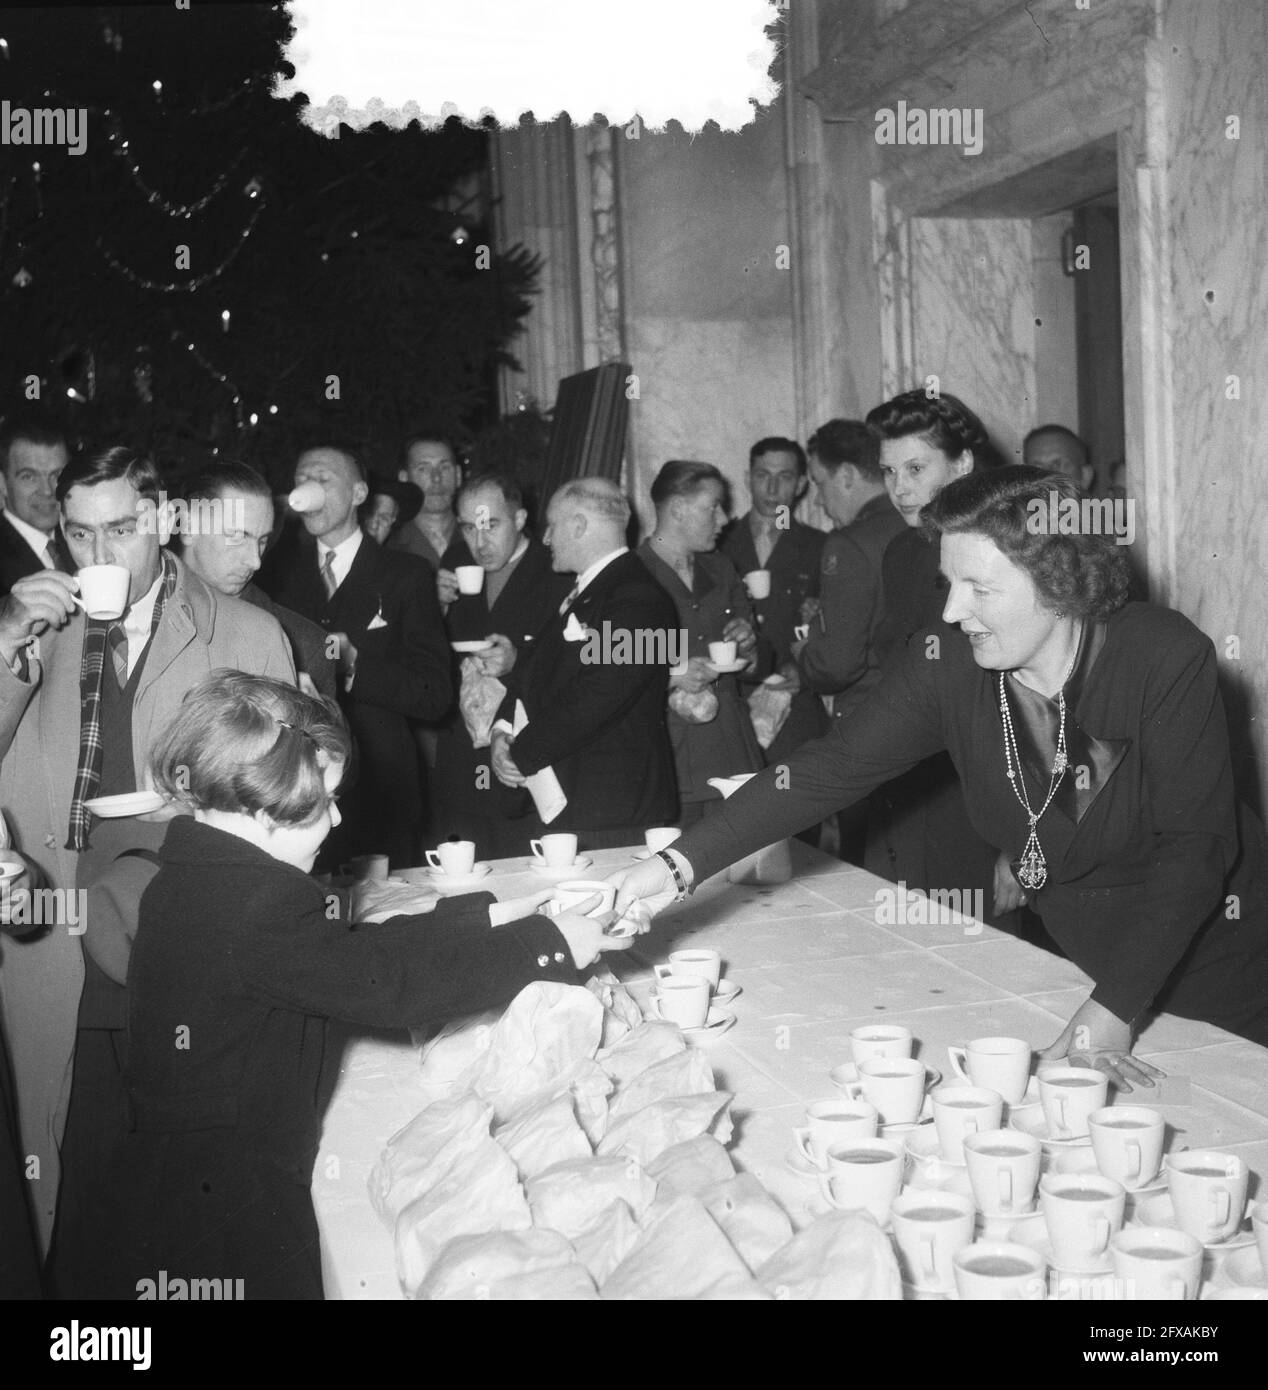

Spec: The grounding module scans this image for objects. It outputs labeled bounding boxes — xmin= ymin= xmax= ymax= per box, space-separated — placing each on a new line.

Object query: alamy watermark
xmin=873 ymin=881 xmax=984 ymax=932
xmin=578 ymin=622 xmax=688 ymax=667
xmin=874 ymin=101 xmax=983 ymax=157
xmin=1 ymin=102 xmax=88 ymax=156
xmin=1 ymin=883 xmax=87 ymax=934
xmin=1026 ymin=490 xmax=1136 ymax=546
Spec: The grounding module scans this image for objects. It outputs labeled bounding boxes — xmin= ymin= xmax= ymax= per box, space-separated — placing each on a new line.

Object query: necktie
xmin=558 ymin=583 xmax=580 ymax=616
xmin=755 ymin=523 xmax=775 ymax=567
xmin=107 ymin=621 xmax=128 ymax=689
xmin=321 ymin=549 xmax=338 ymax=599
xmin=45 ymin=535 xmax=69 ymax=572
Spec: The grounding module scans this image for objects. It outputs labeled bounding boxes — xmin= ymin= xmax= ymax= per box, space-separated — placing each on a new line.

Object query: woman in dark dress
xmin=613 ymin=468 xmax=1268 ymax=1080
xmin=78 ymin=672 xmax=629 ymax=1299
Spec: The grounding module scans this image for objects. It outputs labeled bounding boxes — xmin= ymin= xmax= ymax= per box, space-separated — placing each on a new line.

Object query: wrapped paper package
xmin=417 ymin=1229 xmax=596 ymax=1301
xmin=493 ymin=1092 xmax=591 ymax=1180
xmin=698 ymin=1174 xmax=794 ymax=1274
xmin=585 ymin=970 xmax=644 ymax=1048
xmin=417 ymin=1010 xmax=501 ymax=1094
xmin=606 ymin=1048 xmax=714 ymax=1124
xmin=458 ymin=658 xmax=507 ymax=749
xmin=758 ymin=1210 xmax=903 ymax=1301
xmin=469 ymin=983 xmax=605 ymax=1121
xmin=498 ymin=1056 xmax=613 ymax=1148
xmin=394 ymin=1137 xmax=530 ymax=1297
xmin=601 ymin=1195 xmax=769 ymax=1300
xmin=746 ymin=682 xmax=793 ymax=749
xmin=368 ymin=1093 xmax=493 ymax=1227
xmin=569 ymin=1200 xmax=642 ymax=1287
xmin=596 ymin=1020 xmax=685 ymax=1086
xmin=526 ymin=1155 xmax=658 ymax=1237
xmin=644 ymin=1135 xmax=736 ymax=1198
xmin=596 ymin=1091 xmax=734 ymax=1168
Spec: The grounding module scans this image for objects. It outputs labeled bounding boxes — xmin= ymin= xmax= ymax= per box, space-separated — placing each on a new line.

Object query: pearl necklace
xmin=998 ymin=629 xmax=1081 ymax=892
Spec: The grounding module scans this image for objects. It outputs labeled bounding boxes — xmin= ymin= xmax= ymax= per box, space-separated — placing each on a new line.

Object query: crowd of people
xmin=0 ymin=386 xmax=1264 ymax=1299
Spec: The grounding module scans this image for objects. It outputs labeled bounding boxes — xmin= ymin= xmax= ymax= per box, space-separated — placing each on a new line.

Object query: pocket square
xmin=366 ymin=612 xmax=389 ymax=631
xmin=562 ymin=612 xmax=589 ymax=642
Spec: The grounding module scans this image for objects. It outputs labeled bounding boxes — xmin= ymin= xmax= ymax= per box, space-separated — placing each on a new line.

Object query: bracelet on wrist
xmin=655 ymin=848 xmax=691 ymax=901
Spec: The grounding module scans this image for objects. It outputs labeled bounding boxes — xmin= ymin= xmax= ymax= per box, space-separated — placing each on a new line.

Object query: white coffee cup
xmin=345 ymin=853 xmax=389 ymax=882
xmin=652 ymin=975 xmax=710 ymax=1029
xmin=654 ymin=949 xmax=721 ymax=990
xmin=1165 ymin=1150 xmax=1249 ymax=1245
xmin=287 ymin=480 xmax=325 ymax=513
xmin=1039 ymin=1066 xmax=1108 ymax=1139
xmin=75 ymin=564 xmax=131 ymax=621
xmin=455 ymin=564 xmax=485 ymax=595
xmin=1088 ymin=1105 xmax=1165 ymax=1191
xmin=947 ymin=1037 xmax=1032 ymax=1106
xmin=644 ymin=826 xmax=682 ymax=854
xmin=850 ymin=1024 xmax=914 ymax=1065
xmin=708 ymin=639 xmax=737 ymax=666
xmin=953 ymin=1241 xmax=1047 ymax=1301
xmin=890 ymin=1191 xmax=975 ymax=1292
xmin=932 ymin=1085 xmax=1004 ymax=1165
xmin=530 ymin=833 xmax=577 ymax=868
xmin=793 ymin=1098 xmax=878 ymax=1168
xmin=817 ymin=1138 xmax=904 ymax=1223
xmin=1111 ymin=1227 xmax=1203 ymax=1300
xmin=549 ymin=879 xmax=616 ymax=918
xmin=426 ymin=840 xmax=476 ymax=876
xmin=840 ymin=1056 xmax=926 ymax=1126
xmin=1040 ymin=1172 xmax=1125 ymax=1270
xmin=963 ymin=1129 xmax=1042 ymax=1217
xmin=743 ymin=569 xmax=771 ymax=600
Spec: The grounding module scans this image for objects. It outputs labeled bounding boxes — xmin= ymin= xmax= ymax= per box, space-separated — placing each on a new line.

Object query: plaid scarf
xmin=66 ymin=553 xmax=177 ymax=850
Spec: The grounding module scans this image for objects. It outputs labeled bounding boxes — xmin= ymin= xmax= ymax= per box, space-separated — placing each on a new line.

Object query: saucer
xmin=1011 ymin=1223 xmax=1113 ymax=1275
xmin=1006 ymin=1076 xmax=1042 ymax=1111
xmin=83 ymin=790 xmax=165 ymax=818
xmin=705 ymin=658 xmax=750 ymax=675
xmin=425 ymin=863 xmax=493 ymax=892
xmin=714 ymin=979 xmax=742 ymax=1004
xmin=450 ymin=639 xmax=494 ymax=653
xmin=977 ymin=1206 xmax=1043 ymax=1240
xmin=830 ymin=1062 xmax=942 ymax=1093
xmin=906 ymin=1123 xmax=965 ymax=1168
xmin=1136 ymin=1193 xmax=1256 ymax=1251
xmin=1008 ymin=1107 xmax=1092 ymax=1149
xmin=680 ymin=1006 xmax=737 ymax=1041
xmin=902 ymin=1165 xmax=976 ymax=1202
xmin=528 ymin=856 xmax=593 ymax=882
xmin=1223 ymin=1246 xmax=1268 ymax=1288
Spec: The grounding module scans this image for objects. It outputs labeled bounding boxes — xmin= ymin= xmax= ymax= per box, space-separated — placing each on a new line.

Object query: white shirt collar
xmin=3 ymin=508 xmax=54 ymax=560
xmin=573 ymin=546 xmax=628 ymax=596
xmin=120 ymin=570 xmax=164 ymax=678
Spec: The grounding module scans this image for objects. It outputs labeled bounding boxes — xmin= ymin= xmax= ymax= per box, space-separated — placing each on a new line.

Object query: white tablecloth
xmin=312 ymin=842 xmax=1268 ymax=1299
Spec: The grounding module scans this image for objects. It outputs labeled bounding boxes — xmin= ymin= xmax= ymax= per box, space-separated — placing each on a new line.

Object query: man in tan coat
xmin=0 ymin=445 xmax=294 ymax=1265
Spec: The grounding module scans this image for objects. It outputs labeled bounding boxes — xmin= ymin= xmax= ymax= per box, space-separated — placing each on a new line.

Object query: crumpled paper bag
xmin=368 ymin=1093 xmax=493 ymax=1227
xmin=493 ymin=1092 xmax=591 ymax=1180
xmin=698 ymin=1173 xmax=794 ymax=1274
xmin=499 ymin=1056 xmax=613 ymax=1148
xmin=645 ymin=1135 xmax=736 ymax=1198
xmin=469 ymin=983 xmax=605 ymax=1121
xmin=569 ymin=1200 xmax=642 ymax=1287
xmin=747 ymin=682 xmax=793 ymax=749
xmin=417 ymin=1010 xmax=501 ymax=1094
xmin=669 ymin=686 xmax=719 ymax=724
xmin=597 ymin=1091 xmax=734 ymax=1168
xmin=394 ymin=1137 xmax=530 ymax=1297
xmin=416 ymin=1228 xmax=595 ymax=1301
xmin=526 ymin=1155 xmax=657 ymax=1237
xmin=607 ymin=1048 xmax=714 ymax=1124
xmin=757 ymin=1210 xmax=903 ymax=1300
xmin=601 ymin=1195 xmax=769 ymax=1300
xmin=596 ymin=1020 xmax=685 ymax=1086
xmin=586 ymin=970 xmax=644 ymax=1048
xmin=459 ymin=657 xmax=507 ymax=749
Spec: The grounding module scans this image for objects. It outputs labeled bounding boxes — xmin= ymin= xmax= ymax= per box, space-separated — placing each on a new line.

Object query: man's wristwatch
xmin=654 ymin=848 xmax=691 ymax=901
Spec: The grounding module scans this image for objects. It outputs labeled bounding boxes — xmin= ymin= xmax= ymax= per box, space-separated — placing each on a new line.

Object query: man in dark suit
xmin=389 ymin=435 xmax=474 ymax=576
xmin=174 ymin=461 xmax=338 ymax=700
xmin=0 ymin=412 xmax=71 ymax=595
xmin=262 ymin=445 xmax=452 ymax=867
xmin=489 ymin=477 xmax=678 ymax=854
xmin=721 ymin=436 xmax=828 ymax=761
xmin=431 ymin=472 xmax=572 ymax=856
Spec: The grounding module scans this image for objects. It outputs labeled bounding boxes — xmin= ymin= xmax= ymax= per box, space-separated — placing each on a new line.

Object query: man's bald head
xmin=543 ymin=477 xmax=630 ymax=574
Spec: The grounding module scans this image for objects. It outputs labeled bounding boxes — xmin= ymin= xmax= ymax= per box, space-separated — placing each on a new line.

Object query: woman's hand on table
xmin=992 ymin=851 xmax=1027 ymax=916
xmin=1040 ymin=997 xmax=1166 ymax=1093
xmin=488 ymin=889 xmax=554 ymax=927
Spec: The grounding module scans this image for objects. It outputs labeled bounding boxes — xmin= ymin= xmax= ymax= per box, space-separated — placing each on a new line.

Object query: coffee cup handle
xmin=947 ymin=1046 xmax=970 ymax=1081
xmin=794 ymin=1127 xmax=815 ymax=1165
xmin=1126 ymin=1141 xmax=1141 ymax=1181
xmin=424 ymin=850 xmax=443 ymax=870
xmin=1091 ymin=1217 xmax=1111 ymax=1256
xmin=998 ymin=1170 xmax=1014 ymax=1210
xmin=1212 ymin=1189 xmax=1231 ymax=1230
xmin=920 ymin=1234 xmax=938 ymax=1284
xmin=842 ymin=1082 xmax=866 ymax=1104
xmin=818 ymin=1173 xmax=843 ymax=1208
xmin=530 ymin=839 xmax=545 ymax=860
xmin=653 ymin=963 xmax=674 ymax=981
xmin=648 ymin=997 xmax=664 ymax=1020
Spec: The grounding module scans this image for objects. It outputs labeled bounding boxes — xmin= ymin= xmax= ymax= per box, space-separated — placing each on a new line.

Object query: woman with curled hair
xmin=78 ymin=672 xmax=631 ymax=1299
xmin=614 ymin=466 xmax=1268 ymax=1078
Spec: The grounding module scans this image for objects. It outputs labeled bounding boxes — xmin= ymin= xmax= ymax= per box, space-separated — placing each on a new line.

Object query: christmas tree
xmin=0 ymin=2 xmax=539 ymax=485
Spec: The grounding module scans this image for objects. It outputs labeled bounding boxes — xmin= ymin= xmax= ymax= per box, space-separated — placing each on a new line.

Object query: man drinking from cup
xmin=0 ymin=444 xmax=295 ymax=1284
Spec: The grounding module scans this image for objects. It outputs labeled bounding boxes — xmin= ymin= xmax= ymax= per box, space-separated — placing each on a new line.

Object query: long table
xmin=312 ymin=842 xmax=1268 ymax=1299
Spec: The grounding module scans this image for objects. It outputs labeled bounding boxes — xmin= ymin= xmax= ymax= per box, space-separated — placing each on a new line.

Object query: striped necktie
xmin=107 ymin=621 xmax=128 ymax=688
xmin=321 ymin=549 xmax=338 ymax=599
